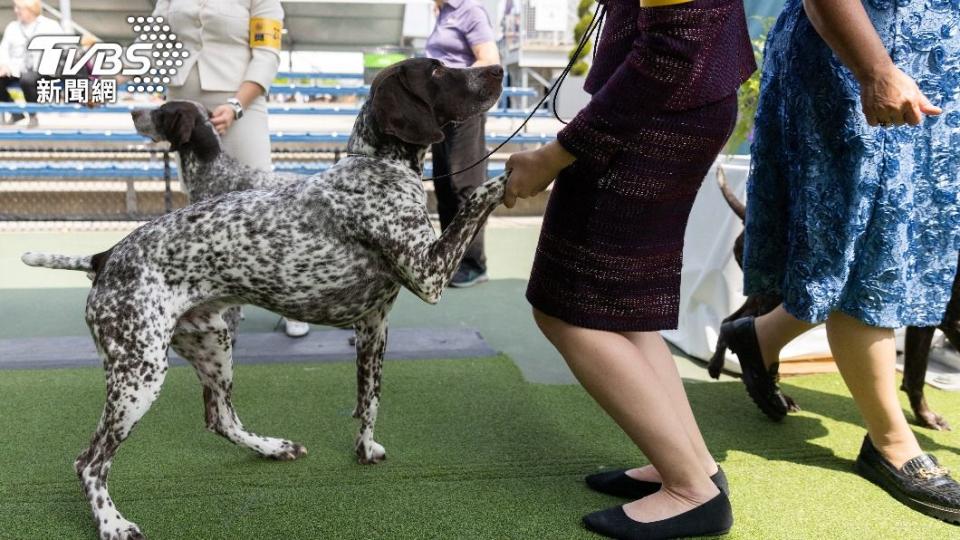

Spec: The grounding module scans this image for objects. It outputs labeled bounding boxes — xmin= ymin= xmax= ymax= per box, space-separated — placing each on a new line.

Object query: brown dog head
xmin=368 ymin=58 xmax=504 ymax=146
xmin=131 ymin=100 xmax=220 ymax=161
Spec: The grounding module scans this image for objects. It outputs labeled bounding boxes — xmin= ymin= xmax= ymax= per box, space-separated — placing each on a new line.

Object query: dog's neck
xmin=175 ymin=128 xmax=250 ymax=201
xmin=346 ymin=104 xmax=427 ymax=174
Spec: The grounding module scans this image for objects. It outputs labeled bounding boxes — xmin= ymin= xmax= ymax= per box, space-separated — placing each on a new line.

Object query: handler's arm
xmin=211 ymin=0 xmax=283 ymax=134
xmin=470 ymin=42 xmax=500 ymax=67
xmin=803 ymin=0 xmax=940 ymax=125
xmin=505 ymin=1 xmax=658 ymax=207
xmin=242 ymin=0 xmax=284 ymax=95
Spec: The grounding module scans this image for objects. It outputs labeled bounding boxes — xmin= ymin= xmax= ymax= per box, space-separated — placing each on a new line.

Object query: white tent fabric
xmin=661 ymin=156 xmax=831 ymax=372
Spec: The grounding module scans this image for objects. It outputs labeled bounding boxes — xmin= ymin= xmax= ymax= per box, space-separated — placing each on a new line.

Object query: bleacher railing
xmin=0 ymin=73 xmax=548 ymax=221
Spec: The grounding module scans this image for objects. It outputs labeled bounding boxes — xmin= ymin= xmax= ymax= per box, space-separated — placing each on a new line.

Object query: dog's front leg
xmin=903 ymin=325 xmax=950 ymax=430
xmin=389 ymin=175 xmax=507 ymax=303
xmin=353 ymin=305 xmax=391 ymax=464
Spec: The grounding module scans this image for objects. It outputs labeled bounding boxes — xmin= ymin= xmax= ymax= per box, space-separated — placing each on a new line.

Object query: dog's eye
xmin=431 ymin=67 xmax=444 ymax=78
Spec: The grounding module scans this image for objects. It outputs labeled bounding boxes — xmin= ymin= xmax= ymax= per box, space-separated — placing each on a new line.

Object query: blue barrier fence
xmin=0 ymin=161 xmax=507 ymax=179
xmin=0 ymin=128 xmax=553 ymax=145
xmin=122 ymin=84 xmax=538 ymax=98
xmin=0 ymin=102 xmax=548 ymax=119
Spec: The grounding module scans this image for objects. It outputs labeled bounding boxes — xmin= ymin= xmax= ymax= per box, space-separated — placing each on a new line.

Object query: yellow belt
xmin=640 ymin=0 xmax=694 ymax=6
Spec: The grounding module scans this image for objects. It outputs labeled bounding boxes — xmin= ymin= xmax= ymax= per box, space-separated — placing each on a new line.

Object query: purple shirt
xmin=425 ymin=0 xmax=495 ymax=68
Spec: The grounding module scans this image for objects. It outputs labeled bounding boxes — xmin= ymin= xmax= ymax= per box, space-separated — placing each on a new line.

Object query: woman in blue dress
xmin=721 ymin=0 xmax=960 ymax=522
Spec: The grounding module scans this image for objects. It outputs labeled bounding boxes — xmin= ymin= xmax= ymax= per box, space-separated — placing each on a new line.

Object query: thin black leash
xmin=551 ymin=4 xmax=606 ymax=126
xmin=423 ymin=3 xmax=608 ymax=181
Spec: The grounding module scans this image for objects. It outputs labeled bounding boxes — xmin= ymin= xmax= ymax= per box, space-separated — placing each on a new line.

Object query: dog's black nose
xmin=132 ymin=109 xmax=146 ymax=120
xmin=486 ymin=65 xmax=504 ymax=80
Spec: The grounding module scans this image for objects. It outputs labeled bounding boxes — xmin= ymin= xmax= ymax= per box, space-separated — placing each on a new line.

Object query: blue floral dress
xmin=743 ymin=0 xmax=960 ymax=328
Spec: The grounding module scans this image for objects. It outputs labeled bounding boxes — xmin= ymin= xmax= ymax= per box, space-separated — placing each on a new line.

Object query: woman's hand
xmin=860 ymin=64 xmax=941 ymax=126
xmin=504 ymin=141 xmax=576 ymax=208
xmin=802 ymin=0 xmax=940 ymax=127
xmin=210 ymin=104 xmax=236 ymax=135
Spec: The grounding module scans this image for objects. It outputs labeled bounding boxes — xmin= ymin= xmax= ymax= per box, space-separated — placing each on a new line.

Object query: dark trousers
xmin=431 ymin=114 xmax=488 ymax=272
xmin=0 ymin=70 xmax=40 ymax=104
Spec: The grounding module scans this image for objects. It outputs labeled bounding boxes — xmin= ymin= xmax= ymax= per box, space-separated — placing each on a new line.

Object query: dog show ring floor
xmin=1 ymin=222 xmax=959 ymax=539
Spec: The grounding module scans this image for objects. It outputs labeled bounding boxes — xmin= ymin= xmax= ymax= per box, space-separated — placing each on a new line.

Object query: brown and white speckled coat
xmin=22 ymin=58 xmax=506 ymax=540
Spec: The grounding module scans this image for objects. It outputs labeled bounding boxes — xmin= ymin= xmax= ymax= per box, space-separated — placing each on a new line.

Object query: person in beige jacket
xmin=154 ymin=0 xmax=311 ymax=337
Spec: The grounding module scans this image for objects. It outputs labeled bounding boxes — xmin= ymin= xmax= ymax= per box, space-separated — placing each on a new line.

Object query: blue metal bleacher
xmin=0 ymin=161 xmax=507 ymax=179
xmin=0 ymin=71 xmax=544 ymax=195
xmin=0 ymin=102 xmax=547 ymax=119
xmin=0 ymin=127 xmax=553 ymax=145
xmin=275 ymin=71 xmax=363 ymax=80
xmin=123 ymin=83 xmax=537 ymax=99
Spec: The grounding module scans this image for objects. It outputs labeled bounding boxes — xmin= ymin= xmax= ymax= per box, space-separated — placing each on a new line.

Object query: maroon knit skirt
xmin=526 ymin=96 xmax=738 ymax=332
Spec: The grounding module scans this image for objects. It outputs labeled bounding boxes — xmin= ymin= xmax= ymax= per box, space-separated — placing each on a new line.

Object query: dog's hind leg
xmin=77 ymin=312 xmax=170 ymax=540
xmin=352 ymin=304 xmax=390 ymax=464
xmin=170 ymin=304 xmax=307 ymax=459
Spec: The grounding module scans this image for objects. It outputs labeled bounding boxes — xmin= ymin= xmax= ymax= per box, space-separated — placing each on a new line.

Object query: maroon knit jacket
xmin=558 ymin=0 xmax=756 ymax=168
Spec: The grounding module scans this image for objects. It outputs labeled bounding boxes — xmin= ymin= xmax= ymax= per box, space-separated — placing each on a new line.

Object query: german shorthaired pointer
xmin=136 ymin=100 xmax=307 ymax=335
xmin=134 ymin=100 xmax=305 ymax=202
xmin=710 ymin=169 xmax=953 ymax=430
xmin=22 ymin=58 xmax=506 ymax=539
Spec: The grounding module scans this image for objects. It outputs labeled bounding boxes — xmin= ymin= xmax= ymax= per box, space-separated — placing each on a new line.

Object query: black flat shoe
xmin=583 ymin=492 xmax=733 ymax=539
xmin=720 ymin=317 xmax=791 ymax=421
xmin=855 ymin=435 xmax=960 ymax=524
xmin=586 ymin=467 xmax=729 ymax=499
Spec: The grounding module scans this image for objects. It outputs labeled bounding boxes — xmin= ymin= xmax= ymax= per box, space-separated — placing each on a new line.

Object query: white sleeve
xmin=243 ymin=0 xmax=284 ymax=92
xmin=0 ymin=22 xmax=14 ymax=67
xmin=152 ymin=0 xmax=170 ymax=18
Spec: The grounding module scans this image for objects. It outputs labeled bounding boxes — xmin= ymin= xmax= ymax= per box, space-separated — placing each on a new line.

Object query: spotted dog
xmin=135 ymin=100 xmax=306 ymax=334
xmin=22 ymin=58 xmax=506 ymax=540
xmin=133 ymin=100 xmax=305 ymax=202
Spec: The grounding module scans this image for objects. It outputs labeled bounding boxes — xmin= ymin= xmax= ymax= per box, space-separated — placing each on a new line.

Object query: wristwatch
xmin=226 ymin=98 xmax=244 ymax=120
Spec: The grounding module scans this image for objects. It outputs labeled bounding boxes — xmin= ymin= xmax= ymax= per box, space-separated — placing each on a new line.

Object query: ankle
xmin=753 ymin=318 xmax=781 ymax=370
xmin=870 ymin=432 xmax=923 ymax=468
xmin=662 ymin=481 xmax=720 ymax=506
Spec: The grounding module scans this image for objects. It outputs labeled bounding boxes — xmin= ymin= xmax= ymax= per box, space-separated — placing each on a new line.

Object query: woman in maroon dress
xmin=505 ymin=0 xmax=755 ymax=537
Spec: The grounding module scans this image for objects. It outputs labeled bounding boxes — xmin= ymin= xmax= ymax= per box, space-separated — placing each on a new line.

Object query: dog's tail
xmin=717 ymin=166 xmax=746 ymax=221
xmin=21 ymin=252 xmax=94 ymax=272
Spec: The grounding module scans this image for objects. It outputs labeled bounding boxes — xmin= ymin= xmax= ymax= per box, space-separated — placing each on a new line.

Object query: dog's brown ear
xmin=370 ymin=69 xmax=444 ymax=146
xmin=162 ymin=107 xmax=195 ymax=149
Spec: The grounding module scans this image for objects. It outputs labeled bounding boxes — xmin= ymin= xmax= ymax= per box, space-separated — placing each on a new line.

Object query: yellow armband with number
xmin=250 ymin=18 xmax=282 ymax=49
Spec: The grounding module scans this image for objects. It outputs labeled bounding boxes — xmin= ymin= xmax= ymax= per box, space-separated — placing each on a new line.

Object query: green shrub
xmin=725 ymin=17 xmax=775 ymax=153
xmin=569 ymin=1 xmax=597 ymax=77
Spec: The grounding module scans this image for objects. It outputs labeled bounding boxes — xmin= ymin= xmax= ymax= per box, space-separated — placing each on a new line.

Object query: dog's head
xmin=368 ymin=58 xmax=503 ymax=146
xmin=131 ymin=100 xmax=220 ymax=161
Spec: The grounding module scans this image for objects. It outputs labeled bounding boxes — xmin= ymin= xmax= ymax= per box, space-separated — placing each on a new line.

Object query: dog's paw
xmin=356 ymin=440 xmax=387 ymax=465
xmin=917 ymin=409 xmax=951 ymax=431
xmin=267 ymin=440 xmax=308 ymax=461
xmin=98 ymin=519 xmax=145 ymax=540
xmin=783 ymin=392 xmax=801 ymax=413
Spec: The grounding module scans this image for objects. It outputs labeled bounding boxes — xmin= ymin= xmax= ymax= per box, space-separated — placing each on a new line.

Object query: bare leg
xmin=534 ymin=309 xmax=718 ymax=521
xmin=353 ymin=304 xmax=391 ymax=464
xmin=620 ymin=331 xmax=717 ymax=483
xmin=826 ymin=311 xmax=923 ymax=467
xmin=171 ymin=305 xmax=306 ymax=460
xmin=754 ymin=304 xmax=818 ymax=369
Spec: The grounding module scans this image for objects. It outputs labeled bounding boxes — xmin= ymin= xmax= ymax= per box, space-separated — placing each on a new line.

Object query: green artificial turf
xmin=1 ymin=356 xmax=958 ymax=539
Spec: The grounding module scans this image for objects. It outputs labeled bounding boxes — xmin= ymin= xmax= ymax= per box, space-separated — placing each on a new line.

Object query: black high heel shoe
xmin=586 ymin=467 xmax=729 ymax=499
xmin=719 ymin=317 xmax=791 ymax=421
xmin=582 ymin=492 xmax=734 ymax=539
